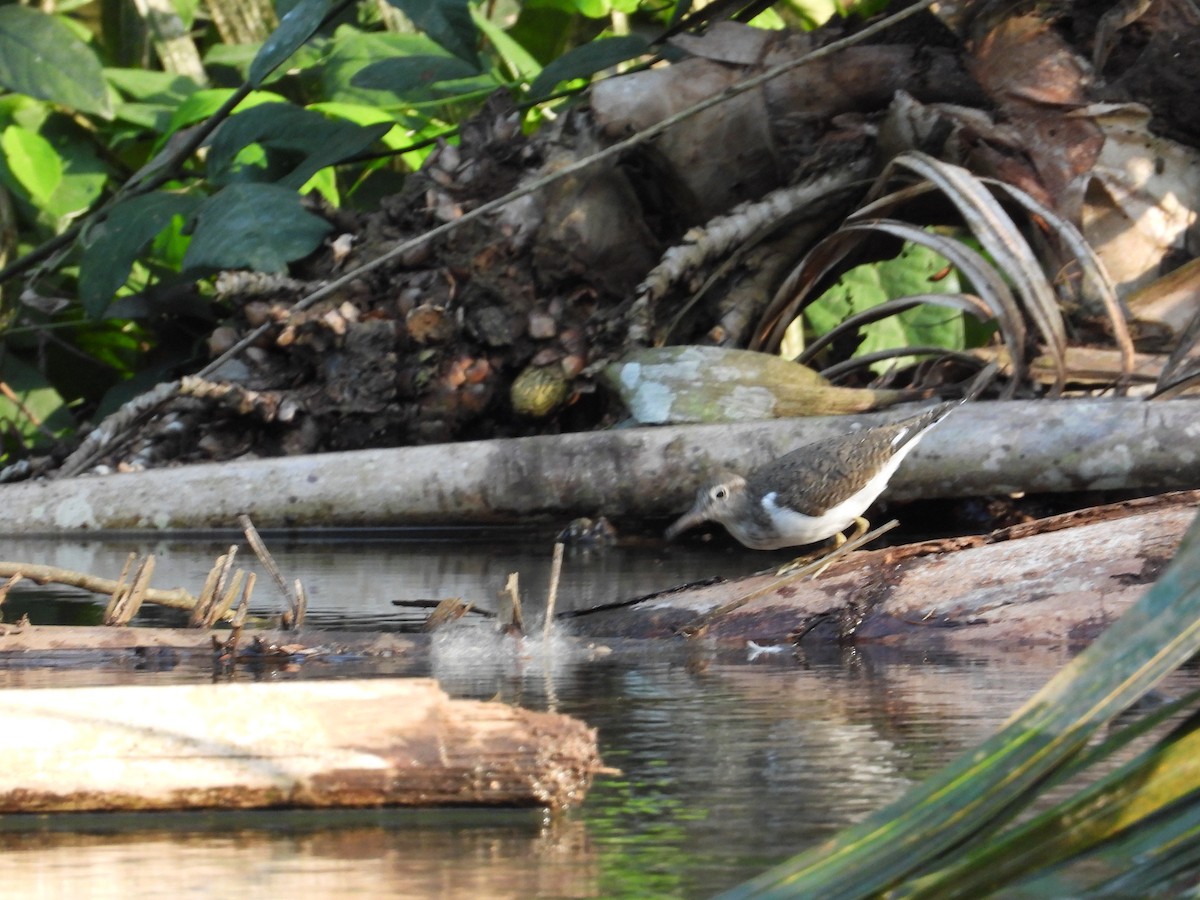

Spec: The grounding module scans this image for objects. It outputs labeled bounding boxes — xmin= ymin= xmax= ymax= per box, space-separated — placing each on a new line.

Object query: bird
xmin=664 ymin=402 xmax=958 ymax=551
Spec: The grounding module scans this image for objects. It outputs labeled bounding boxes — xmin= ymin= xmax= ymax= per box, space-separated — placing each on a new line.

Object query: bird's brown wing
xmin=747 ymin=405 xmax=954 ymax=515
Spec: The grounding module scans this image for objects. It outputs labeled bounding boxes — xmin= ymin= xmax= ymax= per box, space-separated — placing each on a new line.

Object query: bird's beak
xmin=664 ymin=504 xmax=707 ymax=541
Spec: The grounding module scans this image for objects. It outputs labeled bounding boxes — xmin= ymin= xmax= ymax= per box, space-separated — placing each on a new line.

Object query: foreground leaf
xmin=0 ymin=7 xmax=111 ymax=117
xmin=182 ymin=183 xmax=332 ymax=274
xmin=529 ymin=35 xmax=650 ymax=100
xmin=248 ymin=0 xmax=332 ymax=86
xmin=79 ymin=192 xmax=202 ymax=317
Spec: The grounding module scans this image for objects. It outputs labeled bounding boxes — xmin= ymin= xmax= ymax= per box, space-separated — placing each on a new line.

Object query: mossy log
xmin=0 ymin=679 xmax=599 ymax=813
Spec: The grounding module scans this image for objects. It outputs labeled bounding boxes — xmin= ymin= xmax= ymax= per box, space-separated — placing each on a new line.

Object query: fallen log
xmin=0 ymin=679 xmax=600 ymax=813
xmin=0 ymin=399 xmax=1197 ymax=532
xmin=567 ymin=492 xmax=1198 ymax=647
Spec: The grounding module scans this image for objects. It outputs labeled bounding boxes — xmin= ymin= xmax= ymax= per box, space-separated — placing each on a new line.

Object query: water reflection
xmin=1 ymin=535 xmax=1194 ymax=896
xmin=2 ymin=532 xmax=764 ymax=630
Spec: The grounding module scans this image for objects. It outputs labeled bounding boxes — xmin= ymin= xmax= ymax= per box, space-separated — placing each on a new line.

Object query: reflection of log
xmin=568 ymin=493 xmax=1198 ymax=647
xmin=0 ymin=679 xmax=599 ymax=813
xmin=0 ymin=399 xmax=1198 ymax=532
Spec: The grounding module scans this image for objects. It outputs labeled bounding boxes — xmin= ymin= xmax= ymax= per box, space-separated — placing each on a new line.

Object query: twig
xmin=681 ymin=520 xmax=899 ymax=635
xmin=104 ymin=555 xmax=156 ymax=626
xmin=500 ymin=572 xmax=525 ymax=635
xmin=544 ymin=542 xmax=565 ymax=642
xmin=0 ymin=573 xmax=22 ymax=615
xmin=239 ymin=514 xmax=303 ymax=628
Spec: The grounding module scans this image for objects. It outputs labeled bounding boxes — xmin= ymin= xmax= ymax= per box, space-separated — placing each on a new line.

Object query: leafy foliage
xmin=0 ymin=0 xmax=857 ymax=465
xmin=0 ymin=0 xmax=661 ymax=464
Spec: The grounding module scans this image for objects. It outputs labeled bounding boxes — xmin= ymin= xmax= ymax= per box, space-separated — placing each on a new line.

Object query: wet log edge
xmin=564 ymin=491 xmax=1200 ymax=646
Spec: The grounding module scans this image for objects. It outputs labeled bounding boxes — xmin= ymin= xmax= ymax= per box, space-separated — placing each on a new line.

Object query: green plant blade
xmin=385 ymin=0 xmax=481 ymax=66
xmin=79 ymin=192 xmax=201 ymax=317
xmin=723 ymin=511 xmax=1200 ymax=898
xmin=0 ymin=125 xmax=62 ymax=205
xmin=182 ymin=183 xmax=332 ymax=274
xmin=0 ymin=6 xmax=111 ymax=117
xmin=892 ymin=704 xmax=1200 ymax=898
xmin=528 ymin=35 xmax=649 ymax=100
xmin=351 ymin=54 xmax=484 ymax=98
xmin=248 ymin=0 xmax=333 ymax=87
xmin=207 ymin=102 xmax=392 ymax=188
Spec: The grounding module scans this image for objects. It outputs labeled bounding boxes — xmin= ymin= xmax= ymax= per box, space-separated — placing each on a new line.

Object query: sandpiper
xmin=664 ymin=403 xmax=956 ymax=550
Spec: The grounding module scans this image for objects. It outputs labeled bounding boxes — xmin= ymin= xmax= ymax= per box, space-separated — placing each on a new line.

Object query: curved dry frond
xmin=755 ymin=216 xmax=1027 ymax=397
xmin=819 ymin=345 xmax=986 ymax=383
xmin=870 ymin=152 xmax=1069 ymax=394
xmin=983 ymin=176 xmax=1136 ymax=393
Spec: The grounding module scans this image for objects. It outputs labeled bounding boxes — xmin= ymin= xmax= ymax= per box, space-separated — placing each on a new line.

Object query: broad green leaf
xmin=802 ymin=241 xmax=965 ymax=373
xmin=37 ymin=120 xmax=107 ymax=228
xmin=321 ymin=28 xmax=450 ymax=107
xmin=306 ymin=102 xmax=408 ymax=148
xmin=0 ymin=7 xmax=111 ymax=117
xmin=207 ymin=103 xmax=391 ymax=189
xmin=161 ymin=89 xmax=287 ymax=141
xmin=0 ymin=354 xmax=75 ymax=450
xmin=299 ymin=166 xmax=339 ymax=206
xmin=79 ymin=192 xmax=202 ymax=317
xmin=183 ymin=183 xmax=332 ymax=274
xmin=249 ymin=0 xmax=333 ymax=86
xmin=351 ymin=55 xmax=483 ymax=98
xmin=1 ymin=126 xmax=62 ymax=204
xmin=385 ymin=0 xmax=480 ymax=66
xmin=472 ymin=10 xmax=541 ymax=82
xmin=104 ymin=69 xmax=200 ymax=104
xmin=528 ymin=35 xmax=650 ymax=100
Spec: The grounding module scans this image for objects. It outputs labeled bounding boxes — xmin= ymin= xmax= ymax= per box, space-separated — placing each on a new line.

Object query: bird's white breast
xmin=758 ymin=439 xmax=921 ymax=548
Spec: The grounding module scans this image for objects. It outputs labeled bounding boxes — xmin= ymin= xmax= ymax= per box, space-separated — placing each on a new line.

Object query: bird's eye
xmin=713 ymin=486 xmax=728 ymax=500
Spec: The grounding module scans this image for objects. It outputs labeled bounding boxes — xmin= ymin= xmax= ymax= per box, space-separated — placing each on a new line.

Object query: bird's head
xmin=664 ymin=472 xmax=748 ymax=541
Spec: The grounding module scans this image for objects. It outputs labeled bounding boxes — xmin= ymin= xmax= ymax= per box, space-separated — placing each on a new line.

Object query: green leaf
xmin=385 ymin=0 xmax=481 ymax=65
xmin=321 ymin=28 xmax=449 ymax=109
xmin=104 ymin=69 xmax=200 ymax=104
xmin=0 ymin=354 xmax=75 ymax=452
xmin=38 ymin=120 xmax=107 ymax=227
xmin=472 ymin=10 xmax=541 ymax=82
xmin=161 ymin=89 xmax=288 ymax=140
xmin=804 ymin=241 xmax=965 ymax=373
xmin=183 ymin=183 xmax=332 ymax=274
xmin=0 ymin=7 xmax=111 ymax=117
xmin=79 ymin=192 xmax=202 ymax=317
xmin=351 ymin=54 xmax=483 ymax=98
xmin=528 ymin=35 xmax=650 ymax=100
xmin=306 ymin=102 xmax=407 ymax=148
xmin=1 ymin=126 xmax=62 ymax=204
xmin=249 ymin=0 xmax=333 ymax=86
xmin=208 ymin=102 xmax=391 ymax=189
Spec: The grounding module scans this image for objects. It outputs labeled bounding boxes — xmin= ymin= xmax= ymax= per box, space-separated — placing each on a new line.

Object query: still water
xmin=0 ymin=534 xmax=1184 ymax=898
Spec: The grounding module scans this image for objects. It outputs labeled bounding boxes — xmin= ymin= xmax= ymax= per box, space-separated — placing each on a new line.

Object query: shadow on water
xmin=3 ymin=532 xmax=1194 ymax=897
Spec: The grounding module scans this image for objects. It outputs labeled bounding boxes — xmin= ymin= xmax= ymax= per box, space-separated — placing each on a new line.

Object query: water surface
xmin=0 ymin=534 xmax=1181 ymax=897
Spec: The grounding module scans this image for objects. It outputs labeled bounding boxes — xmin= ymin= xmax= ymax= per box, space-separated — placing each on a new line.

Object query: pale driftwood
xmin=0 ymin=561 xmax=199 ymax=612
xmin=1 ymin=399 xmax=1198 ymax=533
xmin=0 ymin=678 xmax=599 ymax=813
xmin=568 ymin=493 xmax=1199 ymax=646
